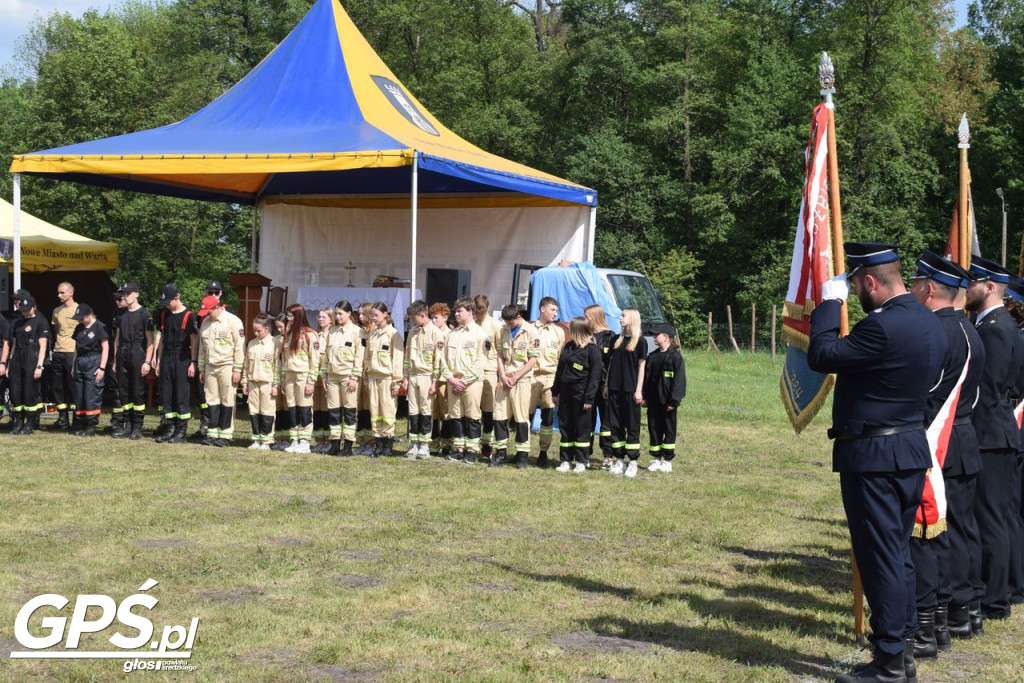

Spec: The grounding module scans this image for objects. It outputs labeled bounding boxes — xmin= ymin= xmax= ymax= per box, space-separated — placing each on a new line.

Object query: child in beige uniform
xmin=241 ymin=314 xmax=280 ymax=449
xmin=364 ymin=302 xmax=405 ymax=457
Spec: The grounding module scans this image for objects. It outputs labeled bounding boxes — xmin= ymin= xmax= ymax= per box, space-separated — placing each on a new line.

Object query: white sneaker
xmin=295 ymin=440 xmax=311 ymax=454
xmin=624 ymin=461 xmax=638 ymax=478
xmin=258 ymin=443 xmax=271 ymax=451
xmin=572 ymin=463 xmax=586 ymax=473
xmin=404 ymin=445 xmax=418 ymax=460
xmin=417 ymin=445 xmax=432 ymax=459
xmin=648 ymin=459 xmax=663 ymax=472
xmin=247 ymin=441 xmax=261 ymax=450
xmin=284 ymin=440 xmax=299 ymax=453
xmin=609 ymin=460 xmax=624 ymax=476
xmin=555 ymin=461 xmax=572 ymax=472
xmin=661 ymin=460 xmax=672 ymax=473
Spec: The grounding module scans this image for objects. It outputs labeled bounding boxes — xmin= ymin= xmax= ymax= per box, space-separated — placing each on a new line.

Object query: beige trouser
xmin=407 ymin=374 xmax=432 ymax=417
xmin=449 ymin=380 xmax=483 ymax=420
xmin=432 ymin=382 xmax=449 ymax=419
xmin=247 ymin=381 xmax=275 ymax=417
xmin=366 ymin=374 xmax=397 ymax=438
xmin=530 ymin=374 xmax=556 ymax=451
xmin=284 ymin=370 xmax=313 ymax=441
xmin=205 ymin=363 xmax=236 ymax=438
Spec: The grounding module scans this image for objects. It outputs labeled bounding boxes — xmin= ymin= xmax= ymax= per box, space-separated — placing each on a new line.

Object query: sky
xmin=0 ymin=0 xmax=974 ymax=77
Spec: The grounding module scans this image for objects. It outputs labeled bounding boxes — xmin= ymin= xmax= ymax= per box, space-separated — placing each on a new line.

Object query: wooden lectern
xmin=229 ymin=273 xmax=272 ymax=343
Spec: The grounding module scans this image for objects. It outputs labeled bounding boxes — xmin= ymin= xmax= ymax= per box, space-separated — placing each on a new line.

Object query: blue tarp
xmin=528 ymin=262 xmax=622 ymax=332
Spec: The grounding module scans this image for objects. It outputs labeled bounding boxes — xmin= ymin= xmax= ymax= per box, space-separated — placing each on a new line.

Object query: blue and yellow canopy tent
xmin=8 ymin=0 xmax=596 ymax=297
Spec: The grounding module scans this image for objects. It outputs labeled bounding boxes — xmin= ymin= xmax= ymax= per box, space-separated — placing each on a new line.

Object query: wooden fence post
xmin=751 ymin=303 xmax=756 ymax=353
xmin=726 ymin=305 xmax=741 ymax=353
xmin=707 ymin=312 xmax=719 ymax=351
xmin=771 ymin=304 xmax=777 ymax=361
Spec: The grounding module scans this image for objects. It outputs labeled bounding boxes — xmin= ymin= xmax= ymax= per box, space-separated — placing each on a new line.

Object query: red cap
xmin=198 ymin=295 xmax=221 ymax=317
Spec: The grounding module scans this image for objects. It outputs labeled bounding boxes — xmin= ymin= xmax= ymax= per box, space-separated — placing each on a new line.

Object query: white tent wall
xmin=259 ymin=203 xmax=592 ymax=305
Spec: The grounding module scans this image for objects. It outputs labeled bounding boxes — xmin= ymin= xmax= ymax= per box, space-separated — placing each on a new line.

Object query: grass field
xmin=2 ymin=350 xmax=1022 ymax=681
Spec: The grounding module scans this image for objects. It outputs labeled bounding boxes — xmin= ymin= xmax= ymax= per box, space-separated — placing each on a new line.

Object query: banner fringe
xmin=912 ymin=518 xmax=947 ymax=539
xmin=781 ymin=361 xmax=834 ymax=434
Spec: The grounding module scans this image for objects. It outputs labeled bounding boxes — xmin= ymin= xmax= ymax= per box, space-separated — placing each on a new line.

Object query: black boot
xmin=313 ymin=439 xmax=332 ymax=454
xmin=537 ymin=451 xmax=548 ymax=468
xmin=48 ymin=410 xmax=69 ymax=430
xmin=912 ymin=608 xmax=938 ymax=661
xmin=111 ymin=415 xmax=131 ymax=439
xmin=517 ymin=452 xmax=529 ymax=469
xmin=383 ymin=438 xmax=395 ymax=456
xmin=837 ymin=647 xmax=906 ymax=683
xmin=167 ymin=419 xmax=187 ymax=443
xmin=905 ymin=638 xmax=918 ymax=683
xmin=189 ymin=413 xmax=209 ymax=441
xmin=104 ymin=411 xmax=124 ymax=434
xmin=969 ymin=599 xmax=984 ymax=636
xmin=77 ymin=424 xmax=96 ymax=437
xmin=463 ymin=451 xmax=478 ymax=464
xmin=490 ymin=449 xmax=506 ymax=467
xmin=154 ymin=417 xmax=173 ymax=439
xmin=325 ymin=439 xmax=340 ymax=456
xmin=340 ymin=439 xmax=353 ymax=456
xmin=934 ymin=604 xmax=952 ymax=652
xmin=947 ymin=603 xmax=972 ymax=639
xmin=10 ymin=414 xmax=24 ymax=435
xmin=369 ymin=437 xmax=384 ymax=458
xmin=22 ymin=413 xmax=36 ymax=435
xmin=129 ymin=412 xmax=143 ymax=440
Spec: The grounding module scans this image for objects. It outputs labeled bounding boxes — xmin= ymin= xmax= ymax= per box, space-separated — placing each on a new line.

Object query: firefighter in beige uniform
xmin=364 ymin=302 xmax=405 ymax=456
xmin=319 ymin=300 xmax=364 ymax=456
xmin=435 ymin=298 xmax=488 ymax=463
xmin=241 ymin=314 xmax=280 ymax=449
xmin=474 ymin=295 xmax=503 ymax=458
xmin=496 ymin=304 xmax=540 ymax=468
xmin=404 ymin=301 xmax=444 ymax=459
xmin=531 ymin=297 xmax=564 ymax=467
xmin=279 ymin=304 xmax=321 ymax=454
xmin=197 ymin=296 xmax=245 ymax=446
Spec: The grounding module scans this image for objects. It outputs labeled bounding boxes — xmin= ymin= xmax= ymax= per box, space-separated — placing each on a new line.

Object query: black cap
xmin=912 ymin=249 xmax=971 ymax=289
xmin=121 ymin=282 xmax=140 ymax=293
xmin=18 ymin=297 xmax=35 ymax=311
xmin=205 ymin=280 xmax=222 ymax=293
xmin=13 ymin=288 xmax=31 ymax=301
xmin=113 ymin=288 xmax=125 ymax=298
xmin=845 ymin=242 xmax=900 ymax=275
xmin=1007 ymin=277 xmax=1024 ymax=303
xmin=968 ymin=256 xmax=1011 ymax=284
xmin=159 ymin=284 xmax=180 ymax=305
xmin=71 ymin=303 xmax=93 ymax=321
xmin=652 ymin=323 xmax=677 ymax=338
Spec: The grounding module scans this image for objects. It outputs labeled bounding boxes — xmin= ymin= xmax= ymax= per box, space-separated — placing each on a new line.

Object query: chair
xmin=266 ymin=285 xmax=288 ymax=316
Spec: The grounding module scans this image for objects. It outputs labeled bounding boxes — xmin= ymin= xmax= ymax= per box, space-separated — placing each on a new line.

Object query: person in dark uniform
xmin=907 ymin=250 xmax=984 ymax=657
xmin=807 ymin=242 xmax=946 ymax=683
xmin=965 ymin=256 xmax=1024 ymax=625
xmin=104 ymin=289 xmax=128 ymax=434
xmin=551 ymin=317 xmax=603 ymax=472
xmin=111 ymin=282 xmax=154 ymax=440
xmin=69 ymin=304 xmax=109 ymax=437
xmin=643 ymin=323 xmax=687 ymax=473
xmin=154 ymin=285 xmax=199 ymax=444
xmin=1003 ymin=277 xmax=1024 ymax=609
xmin=5 ymin=296 xmax=51 ymax=435
xmin=0 ymin=309 xmax=9 ymax=423
xmin=2 ymin=289 xmax=32 ymax=424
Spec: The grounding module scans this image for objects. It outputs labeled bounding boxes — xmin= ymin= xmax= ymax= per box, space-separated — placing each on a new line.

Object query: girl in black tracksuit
xmin=585 ymin=304 xmax=616 ymax=464
xmin=642 ymin=324 xmax=687 ymax=473
xmin=604 ymin=307 xmax=648 ymax=477
xmin=552 ymin=317 xmax=603 ymax=471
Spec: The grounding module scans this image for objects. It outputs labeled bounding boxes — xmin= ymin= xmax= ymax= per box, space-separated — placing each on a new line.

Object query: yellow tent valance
xmin=1 ymin=197 xmax=119 ymax=272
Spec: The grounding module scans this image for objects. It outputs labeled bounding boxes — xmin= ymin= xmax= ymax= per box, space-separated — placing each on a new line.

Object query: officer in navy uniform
xmin=808 ymin=242 xmax=946 ymax=683
xmin=1004 ymin=277 xmax=1024 ymax=608
xmin=907 ymin=250 xmax=984 ymax=655
xmin=965 ymin=256 xmax=1023 ymax=625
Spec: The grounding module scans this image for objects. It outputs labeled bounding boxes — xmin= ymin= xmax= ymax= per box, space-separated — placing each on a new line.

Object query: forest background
xmin=0 ymin=0 xmax=1022 ymax=344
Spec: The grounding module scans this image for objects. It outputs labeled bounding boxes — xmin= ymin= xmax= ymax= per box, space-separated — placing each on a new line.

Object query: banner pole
xmin=958 ymin=114 xmax=971 ymax=269
xmin=820 ymin=51 xmax=863 ymax=642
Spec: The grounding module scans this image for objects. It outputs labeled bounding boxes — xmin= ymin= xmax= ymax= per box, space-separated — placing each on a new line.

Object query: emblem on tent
xmin=372 ymin=76 xmax=440 ymax=137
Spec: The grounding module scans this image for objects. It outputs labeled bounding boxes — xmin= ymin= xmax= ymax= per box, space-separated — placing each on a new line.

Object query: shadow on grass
xmin=723 ymin=545 xmax=850 ymax=593
xmin=580 ymin=615 xmax=835 ymax=678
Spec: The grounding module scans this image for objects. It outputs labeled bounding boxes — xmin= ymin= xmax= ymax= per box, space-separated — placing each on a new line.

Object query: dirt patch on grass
xmin=335 ymin=574 xmax=384 ymax=589
xmin=200 ymin=587 xmax=262 ymax=604
xmin=135 ymin=538 xmax=193 ymax=549
xmin=553 ymin=631 xmax=652 ymax=655
xmin=337 ymin=550 xmax=381 ymax=560
xmin=270 ymin=536 xmax=309 ymax=546
xmin=391 ymin=610 xmax=414 ymax=619
xmin=0 ymin=636 xmax=30 ymax=653
xmin=307 ymin=664 xmax=379 ymax=681
xmin=237 ymin=647 xmax=298 ymax=666
xmin=476 ymin=582 xmax=516 ymax=592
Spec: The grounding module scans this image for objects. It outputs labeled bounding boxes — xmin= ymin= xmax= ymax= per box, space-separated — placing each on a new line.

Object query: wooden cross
xmin=345 ymin=261 xmax=356 ymax=287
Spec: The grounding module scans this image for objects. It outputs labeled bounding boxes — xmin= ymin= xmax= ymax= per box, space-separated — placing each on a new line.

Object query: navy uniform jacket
xmin=971 ymin=306 xmax=1022 ymax=452
xmin=808 ymin=293 xmax=946 ymax=473
xmin=931 ymin=308 xmax=984 ymax=476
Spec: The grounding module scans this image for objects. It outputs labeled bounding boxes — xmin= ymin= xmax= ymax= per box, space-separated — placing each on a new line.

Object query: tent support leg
xmin=13 ymin=173 xmax=21 ymax=293
xmin=587 ymin=206 xmax=596 ymax=263
xmin=411 ymin=153 xmax=419 ymax=301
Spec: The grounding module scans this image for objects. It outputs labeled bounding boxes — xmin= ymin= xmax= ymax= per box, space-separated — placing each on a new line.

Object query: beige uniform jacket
xmin=364 ymin=325 xmax=404 ymax=380
xmin=438 ymin=322 xmax=488 ymax=385
xmin=320 ymin=321 xmax=365 ymax=379
xmin=534 ymin=321 xmax=565 ymax=376
xmin=198 ymin=313 xmax=245 ymax=370
xmin=279 ymin=330 xmax=321 ymax=382
xmin=499 ymin=321 xmax=540 ymax=379
xmin=242 ymin=335 xmax=280 ymax=386
xmin=405 ymin=324 xmax=445 ymax=378
xmin=477 ymin=315 xmax=502 ymax=374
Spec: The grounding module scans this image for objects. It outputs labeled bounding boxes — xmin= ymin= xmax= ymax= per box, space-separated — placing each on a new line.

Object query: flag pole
xmin=958 ymin=114 xmax=971 ymax=270
xmin=820 ymin=51 xmax=864 ymax=642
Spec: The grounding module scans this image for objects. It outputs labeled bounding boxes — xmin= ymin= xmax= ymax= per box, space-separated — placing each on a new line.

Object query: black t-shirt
xmin=606 ymin=335 xmax=648 ymax=393
xmin=118 ymin=307 xmax=153 ymax=350
xmin=0 ymin=315 xmax=9 ymax=343
xmin=159 ymin=308 xmax=198 ymax=358
xmin=74 ymin=320 xmax=109 ymax=355
xmin=12 ymin=315 xmax=51 ymax=357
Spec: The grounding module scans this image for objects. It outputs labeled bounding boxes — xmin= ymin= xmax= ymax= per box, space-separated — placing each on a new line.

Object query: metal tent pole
xmin=13 ymin=173 xmax=21 ymax=293
xmin=411 ymin=153 xmax=419 ymax=300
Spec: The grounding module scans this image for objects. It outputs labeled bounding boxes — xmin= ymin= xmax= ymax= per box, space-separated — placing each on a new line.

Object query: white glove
xmin=821 ymin=273 xmax=849 ymax=302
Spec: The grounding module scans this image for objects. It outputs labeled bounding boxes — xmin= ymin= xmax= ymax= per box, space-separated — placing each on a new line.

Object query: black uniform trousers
xmin=606 ymin=390 xmax=641 ymax=460
xmin=1015 ymin=452 xmax=1024 ymax=603
xmin=646 ymin=400 xmax=677 ymax=460
xmin=557 ymin=394 xmax=594 ymax=464
xmin=159 ymin=353 xmax=192 ymax=421
xmin=1007 ymin=450 xmax=1024 ymax=604
xmin=9 ymin=350 xmax=42 ymax=413
xmin=117 ymin=345 xmax=147 ymax=412
xmin=945 ymin=473 xmax=984 ymax=606
xmin=911 ymin=533 xmax=950 ymax=609
xmin=977 ymin=448 xmax=1016 ymax=618
xmin=50 ymin=351 xmax=75 ymax=410
xmin=840 ymin=468 xmax=926 ymax=656
xmin=73 ymin=355 xmax=104 ymax=427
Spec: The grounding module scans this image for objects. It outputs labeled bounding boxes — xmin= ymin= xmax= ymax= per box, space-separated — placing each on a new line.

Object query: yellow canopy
xmin=1 ymin=197 xmax=119 ymax=272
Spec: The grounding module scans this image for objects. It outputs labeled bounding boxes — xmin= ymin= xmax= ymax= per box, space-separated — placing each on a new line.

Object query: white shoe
xmin=284 ymin=440 xmax=299 ymax=453
xmin=624 ymin=461 xmax=638 ymax=478
xmin=247 ymin=441 xmax=261 ymax=450
xmin=258 ymin=443 xmax=271 ymax=451
xmin=555 ymin=461 xmax=572 ymax=472
xmin=572 ymin=463 xmax=586 ymax=473
xmin=404 ymin=445 xmax=418 ymax=460
xmin=294 ymin=440 xmax=311 ymax=454
xmin=648 ymin=459 xmax=663 ymax=472
xmin=661 ymin=460 xmax=672 ymax=473
xmin=609 ymin=460 xmax=624 ymax=476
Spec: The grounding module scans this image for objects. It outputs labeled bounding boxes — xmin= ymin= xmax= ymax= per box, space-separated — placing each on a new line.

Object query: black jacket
xmin=552 ymin=342 xmax=602 ymax=404
xmin=971 ymin=305 xmax=1023 ymax=452
xmin=930 ymin=308 xmax=984 ymax=476
xmin=642 ymin=347 xmax=686 ymax=407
